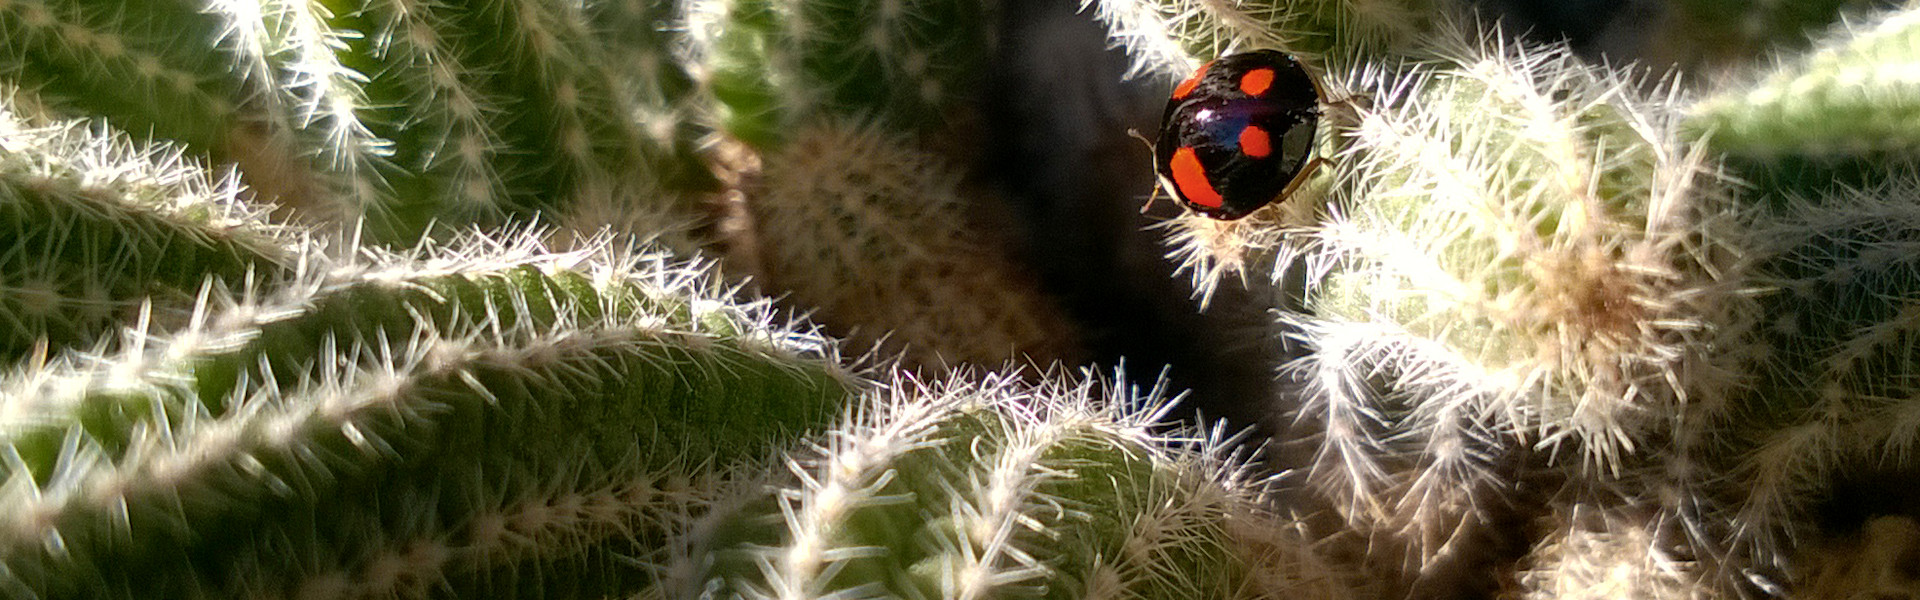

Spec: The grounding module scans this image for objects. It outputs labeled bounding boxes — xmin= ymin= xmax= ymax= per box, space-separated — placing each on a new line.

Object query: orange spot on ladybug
xmin=1170 ymin=147 xmax=1223 ymax=208
xmin=1174 ymin=61 xmax=1212 ymax=99
xmin=1239 ymin=68 xmax=1275 ymax=96
xmin=1238 ymin=125 xmax=1271 ymax=158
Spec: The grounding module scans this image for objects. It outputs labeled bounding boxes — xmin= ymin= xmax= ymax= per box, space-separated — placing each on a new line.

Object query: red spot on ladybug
xmin=1238 ymin=125 xmax=1271 ymax=158
xmin=1169 ymin=147 xmax=1223 ymax=209
xmin=1153 ymin=50 xmax=1326 ymax=220
xmin=1239 ymin=68 xmax=1275 ymax=96
xmin=1173 ymin=61 xmax=1211 ymax=99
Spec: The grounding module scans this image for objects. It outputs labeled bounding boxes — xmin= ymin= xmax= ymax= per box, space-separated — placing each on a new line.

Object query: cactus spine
xmin=741 ymin=118 xmax=1081 ymax=369
xmin=0 ymin=90 xmax=293 ymax=364
xmin=686 ymin=372 xmax=1357 ymax=599
xmin=1691 ymin=7 xmax=1920 ymax=158
xmin=1092 ymin=0 xmax=1920 ymax=595
xmin=3 ymin=0 xmax=709 ymax=245
xmin=0 ymin=230 xmax=857 ymax=598
xmin=19 ymin=0 xmax=1920 ymax=597
xmin=688 ymin=0 xmax=1082 ymax=368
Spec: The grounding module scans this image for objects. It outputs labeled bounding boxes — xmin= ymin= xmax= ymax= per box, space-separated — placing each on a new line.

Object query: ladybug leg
xmin=1146 ymin=175 xmax=1181 ymax=214
xmin=1276 ymin=156 xmax=1333 ymax=204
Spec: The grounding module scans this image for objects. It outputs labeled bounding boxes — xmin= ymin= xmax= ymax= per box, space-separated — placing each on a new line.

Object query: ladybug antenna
xmin=1124 ymin=128 xmax=1165 ymax=214
xmin=1124 ymin=127 xmax=1153 ymax=149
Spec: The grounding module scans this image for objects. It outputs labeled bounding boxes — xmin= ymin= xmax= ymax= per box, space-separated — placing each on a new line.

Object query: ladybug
xmin=1155 ymin=49 xmax=1326 ymax=220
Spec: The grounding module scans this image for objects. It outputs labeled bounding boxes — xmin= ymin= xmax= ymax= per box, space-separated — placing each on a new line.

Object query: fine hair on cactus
xmin=0 ymin=226 xmax=859 ymax=598
xmin=1181 ymin=20 xmax=1760 ymax=574
xmin=18 ymin=0 xmax=1920 ymax=597
xmin=3 ymin=0 xmax=708 ymax=244
xmin=0 ymin=87 xmax=296 ymax=365
xmin=1697 ymin=175 xmax=1920 ymax=584
xmin=679 ymin=368 xmax=1364 ymax=599
xmin=1083 ymin=0 xmax=1443 ymax=83
xmin=735 ymin=116 xmax=1082 ymax=369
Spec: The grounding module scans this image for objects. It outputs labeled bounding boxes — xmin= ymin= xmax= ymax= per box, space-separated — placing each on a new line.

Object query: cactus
xmin=1296 ymin=25 xmax=1746 ymax=529
xmin=737 ymin=117 xmax=1082 ymax=369
xmin=17 ymin=0 xmax=1920 ymax=598
xmin=1697 ymin=176 xmax=1920 ymax=586
xmin=689 ymin=0 xmax=993 ymax=145
xmin=682 ymin=370 xmax=1359 ymax=600
xmin=1691 ymin=6 xmax=1920 ymax=158
xmin=0 ymin=87 xmax=294 ymax=364
xmin=0 ymin=0 xmax=710 ymax=245
xmin=1093 ymin=0 xmax=1920 ymax=596
xmin=686 ymin=0 xmax=1084 ymax=369
xmin=0 ymin=215 xmax=859 ymax=598
xmin=1152 ymin=17 xmax=1753 ymax=576
xmin=566 ymin=0 xmax=725 ymax=245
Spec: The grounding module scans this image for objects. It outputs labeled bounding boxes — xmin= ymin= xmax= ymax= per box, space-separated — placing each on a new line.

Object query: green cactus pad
xmin=693 ymin=0 xmax=994 ymax=148
xmin=685 ymin=372 xmax=1354 ymax=599
xmin=1691 ymin=7 xmax=1920 ymax=159
xmin=0 ymin=95 xmax=293 ymax=364
xmin=1224 ymin=31 xmax=1755 ymax=567
xmin=0 ymin=0 xmax=244 ymax=157
xmin=0 ymin=231 xmax=856 ymax=599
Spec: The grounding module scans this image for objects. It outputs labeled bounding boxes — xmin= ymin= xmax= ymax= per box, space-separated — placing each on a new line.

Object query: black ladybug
xmin=1154 ymin=50 xmax=1326 ymax=220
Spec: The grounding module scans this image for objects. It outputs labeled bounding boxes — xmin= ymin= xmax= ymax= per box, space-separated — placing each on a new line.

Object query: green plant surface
xmin=0 ymin=230 xmax=857 ymax=599
xmin=1082 ymin=0 xmax=1443 ymax=87
xmin=1691 ymin=6 xmax=1920 ymax=159
xmin=692 ymin=0 xmax=994 ymax=148
xmin=682 ymin=372 xmax=1360 ymax=600
xmin=19 ymin=0 xmax=1920 ymax=597
xmin=1 ymin=0 xmax=707 ymax=245
xmin=0 ymin=90 xmax=294 ymax=364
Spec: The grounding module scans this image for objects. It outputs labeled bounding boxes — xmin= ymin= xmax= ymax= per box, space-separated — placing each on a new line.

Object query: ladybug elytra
xmin=1154 ymin=50 xmax=1325 ymax=220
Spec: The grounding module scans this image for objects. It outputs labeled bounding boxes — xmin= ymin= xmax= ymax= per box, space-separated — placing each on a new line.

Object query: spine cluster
xmin=0 ymin=89 xmax=293 ymax=364
xmin=1107 ymin=0 xmax=1920 ymax=596
xmin=0 ymin=224 xmax=857 ymax=598
xmin=1 ymin=0 xmax=705 ymax=245
xmin=744 ymin=117 xmax=1081 ymax=369
xmin=6 ymin=0 xmax=1920 ymax=598
xmin=685 ymin=372 xmax=1355 ymax=600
